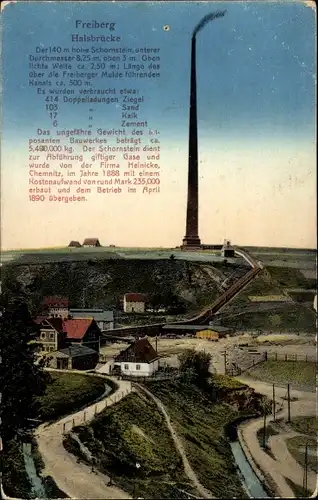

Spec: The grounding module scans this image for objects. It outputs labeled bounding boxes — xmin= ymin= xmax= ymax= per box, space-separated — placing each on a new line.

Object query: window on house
xmin=50 ymin=333 xmax=54 ymax=339
xmin=136 ymin=364 xmax=140 ymax=370
xmin=41 ymin=333 xmax=46 ymax=339
xmin=124 ymin=364 xmax=129 ymax=370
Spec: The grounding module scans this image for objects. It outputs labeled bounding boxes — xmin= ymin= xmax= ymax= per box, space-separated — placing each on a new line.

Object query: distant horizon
xmin=1 ymin=243 xmax=317 ymax=253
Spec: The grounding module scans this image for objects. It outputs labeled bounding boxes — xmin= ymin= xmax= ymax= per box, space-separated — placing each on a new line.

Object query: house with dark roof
xmin=123 ymin=293 xmax=147 ymax=313
xmin=52 ymin=345 xmax=99 ymax=370
xmin=83 ymin=238 xmax=102 ymax=247
xmin=35 ymin=317 xmax=101 ymax=355
xmin=112 ymin=337 xmax=159 ymax=377
xmin=68 ymin=240 xmax=82 ymax=248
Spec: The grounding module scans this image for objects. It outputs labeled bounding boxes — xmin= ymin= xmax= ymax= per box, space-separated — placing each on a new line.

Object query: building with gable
xmin=69 ymin=308 xmax=114 ymax=331
xmin=82 ymin=238 xmax=102 ymax=247
xmin=123 ymin=293 xmax=147 ymax=313
xmin=42 ymin=296 xmax=69 ymax=319
xmin=35 ymin=317 xmax=101 ymax=353
xmin=112 ymin=337 xmax=159 ymax=377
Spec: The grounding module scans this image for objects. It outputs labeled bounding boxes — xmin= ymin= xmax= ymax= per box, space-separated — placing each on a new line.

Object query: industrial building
xmin=161 ymin=324 xmax=232 ymax=338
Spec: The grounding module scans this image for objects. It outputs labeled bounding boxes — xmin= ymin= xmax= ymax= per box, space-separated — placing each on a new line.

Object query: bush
xmin=178 ymin=349 xmax=211 ymax=387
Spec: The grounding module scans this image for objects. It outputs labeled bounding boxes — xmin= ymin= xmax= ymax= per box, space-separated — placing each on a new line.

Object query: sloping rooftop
xmin=162 ymin=324 xmax=232 ymax=333
xmin=36 ymin=317 xmax=64 ymax=331
xmin=57 ymin=344 xmax=97 ymax=358
xmin=124 ymin=293 xmax=147 ymax=303
xmin=43 ymin=296 xmax=69 ymax=307
xmin=35 ymin=317 xmax=96 ymax=339
xmin=69 ymin=309 xmax=114 ymax=322
xmin=83 ymin=238 xmax=101 ymax=246
xmin=115 ymin=338 xmax=158 ymax=363
xmin=68 ymin=241 xmax=82 ymax=247
xmin=63 ymin=318 xmax=94 ymax=339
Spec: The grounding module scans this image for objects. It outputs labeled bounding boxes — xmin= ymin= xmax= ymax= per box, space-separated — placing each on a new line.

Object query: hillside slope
xmin=1 ymin=260 xmax=238 ymax=314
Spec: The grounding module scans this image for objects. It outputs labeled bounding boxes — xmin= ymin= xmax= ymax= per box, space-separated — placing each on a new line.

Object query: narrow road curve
xmin=235 ymin=378 xmax=316 ymax=497
xmin=268 ymin=430 xmax=316 ymax=489
xmin=133 ymin=382 xmax=214 ymax=499
xmin=35 ymin=378 xmax=132 ymax=499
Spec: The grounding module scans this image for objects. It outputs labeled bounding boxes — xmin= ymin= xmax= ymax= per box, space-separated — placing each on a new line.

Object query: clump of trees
xmin=148 ymin=291 xmax=186 ymax=314
xmin=178 ymin=349 xmax=212 ymax=387
xmin=0 ymin=283 xmax=49 ymax=442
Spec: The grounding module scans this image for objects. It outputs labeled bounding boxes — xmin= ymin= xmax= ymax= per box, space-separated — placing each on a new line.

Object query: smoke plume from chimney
xmin=192 ymin=10 xmax=227 ymax=38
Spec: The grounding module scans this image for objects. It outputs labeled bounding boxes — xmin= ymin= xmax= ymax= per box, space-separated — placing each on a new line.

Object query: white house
xmin=69 ymin=308 xmax=114 ymax=331
xmin=113 ymin=337 xmax=159 ymax=377
xmin=123 ymin=293 xmax=147 ymax=313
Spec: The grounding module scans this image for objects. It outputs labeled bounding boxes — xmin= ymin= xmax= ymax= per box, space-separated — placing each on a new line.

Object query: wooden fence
xmin=265 ymin=352 xmax=316 ymax=363
xmin=62 ymin=385 xmax=132 ymax=434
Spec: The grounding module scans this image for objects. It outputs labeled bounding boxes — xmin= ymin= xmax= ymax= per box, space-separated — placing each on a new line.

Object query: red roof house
xmin=35 ymin=317 xmax=101 ymax=352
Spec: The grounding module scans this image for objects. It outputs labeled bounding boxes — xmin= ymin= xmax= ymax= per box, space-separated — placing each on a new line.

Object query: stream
xmin=230 ymin=441 xmax=269 ymax=498
xmin=226 ymin=417 xmax=270 ymax=498
xmin=22 ymin=442 xmax=47 ymax=499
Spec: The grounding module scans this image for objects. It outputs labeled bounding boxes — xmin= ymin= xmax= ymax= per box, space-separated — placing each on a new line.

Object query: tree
xmin=0 ymin=285 xmax=49 ymax=442
xmin=178 ymin=349 xmax=212 ymax=387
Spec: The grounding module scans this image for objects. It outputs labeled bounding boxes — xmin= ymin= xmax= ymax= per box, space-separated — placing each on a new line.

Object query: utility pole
xmin=272 ymin=383 xmax=276 ymax=421
xmin=303 ymin=441 xmax=308 ymax=494
xmin=223 ymin=350 xmax=227 ymax=375
xmin=262 ymin=403 xmax=267 ymax=448
xmin=287 ymin=383 xmax=291 ymax=423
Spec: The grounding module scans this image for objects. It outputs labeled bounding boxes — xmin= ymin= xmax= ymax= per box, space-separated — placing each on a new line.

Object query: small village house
xmin=68 ymin=241 xmax=82 ymax=248
xmin=83 ymin=238 xmax=102 ymax=247
xmin=42 ymin=296 xmax=69 ymax=319
xmin=161 ymin=324 xmax=232 ymax=338
xmin=69 ymin=308 xmax=114 ymax=331
xmin=113 ymin=338 xmax=159 ymax=377
xmin=35 ymin=317 xmax=101 ymax=354
xmin=123 ymin=293 xmax=147 ymax=313
xmin=51 ymin=345 xmax=99 ymax=370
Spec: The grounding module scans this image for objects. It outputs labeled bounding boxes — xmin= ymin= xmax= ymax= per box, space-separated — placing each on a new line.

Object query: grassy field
xmin=256 ymin=424 xmax=279 ymax=449
xmin=290 ymin=416 xmax=317 ymax=437
xmin=245 ymin=361 xmax=316 ymax=390
xmin=64 ymin=391 xmax=198 ymax=499
xmin=37 ymin=373 xmax=110 ymax=421
xmin=286 ymin=436 xmax=317 ymax=473
xmin=145 ymin=380 xmax=264 ymax=498
xmin=65 ymin=379 xmax=267 ymax=498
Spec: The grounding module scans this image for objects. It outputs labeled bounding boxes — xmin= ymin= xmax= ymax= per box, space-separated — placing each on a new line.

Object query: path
xmin=235 ymin=378 xmax=316 ymax=497
xmin=35 ymin=378 xmax=132 ymax=499
xmin=133 ymin=383 xmax=214 ymax=499
xmin=268 ymin=430 xmax=316 ymax=490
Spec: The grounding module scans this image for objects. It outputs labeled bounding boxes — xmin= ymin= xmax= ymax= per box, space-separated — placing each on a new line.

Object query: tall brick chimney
xmin=182 ymin=36 xmax=201 ymax=249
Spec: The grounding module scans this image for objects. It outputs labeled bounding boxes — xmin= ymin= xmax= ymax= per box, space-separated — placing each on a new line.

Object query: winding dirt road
xmin=35 ymin=378 xmax=132 ymax=499
xmin=235 ymin=378 xmax=316 ymax=497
